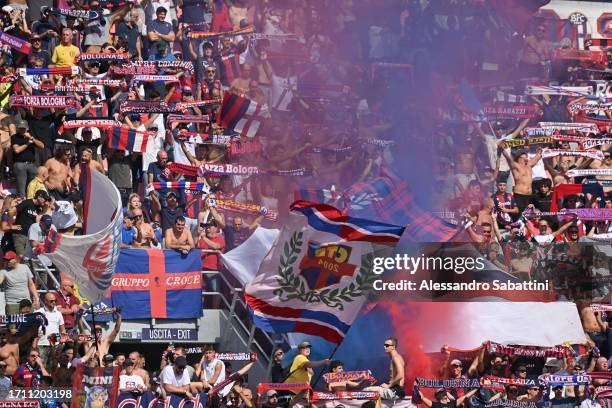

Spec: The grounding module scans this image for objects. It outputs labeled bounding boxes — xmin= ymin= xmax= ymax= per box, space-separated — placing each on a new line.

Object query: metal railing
xmin=30 ymin=255 xmax=283 ymax=376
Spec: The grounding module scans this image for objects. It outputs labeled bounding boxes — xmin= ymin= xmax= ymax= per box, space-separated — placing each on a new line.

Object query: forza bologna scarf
xmin=75 ymin=53 xmax=129 ymax=63
xmin=120 ymin=100 xmax=187 ymax=114
xmin=167 ymin=114 xmax=210 ymax=124
xmin=9 ymin=94 xmax=77 ymax=108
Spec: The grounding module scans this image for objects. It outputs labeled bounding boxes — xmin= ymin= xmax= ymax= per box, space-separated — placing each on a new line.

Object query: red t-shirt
xmin=198 ymin=235 xmax=225 ymax=270
xmin=54 ymin=290 xmax=81 ymax=329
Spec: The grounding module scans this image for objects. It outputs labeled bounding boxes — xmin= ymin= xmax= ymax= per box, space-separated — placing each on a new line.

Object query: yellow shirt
xmin=27 ymin=177 xmax=46 ymax=200
xmin=51 ymin=44 xmax=80 ymax=67
xmin=284 ymin=354 xmax=310 ymax=394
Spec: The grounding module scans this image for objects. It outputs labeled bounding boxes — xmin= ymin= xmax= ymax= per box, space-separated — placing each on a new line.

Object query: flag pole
xmin=312 ymin=344 xmax=339 ymax=389
xmin=90 ymin=306 xmax=100 ymax=361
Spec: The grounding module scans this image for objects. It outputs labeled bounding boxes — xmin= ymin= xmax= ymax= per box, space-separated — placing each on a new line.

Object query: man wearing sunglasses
xmin=54 ymin=279 xmax=81 ymax=331
xmin=364 ymin=337 xmax=405 ymax=400
xmin=36 ymin=292 xmax=65 ymax=371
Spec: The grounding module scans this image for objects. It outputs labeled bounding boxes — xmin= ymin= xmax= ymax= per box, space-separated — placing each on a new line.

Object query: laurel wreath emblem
xmin=272 ymin=231 xmax=377 ymax=310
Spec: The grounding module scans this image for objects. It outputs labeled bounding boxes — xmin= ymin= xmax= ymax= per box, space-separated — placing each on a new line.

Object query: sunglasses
xmin=383 ymin=343 xmax=394 ymax=347
xmin=48 ymin=299 xmax=57 ymax=303
xmin=30 ymin=354 xmax=39 ymax=358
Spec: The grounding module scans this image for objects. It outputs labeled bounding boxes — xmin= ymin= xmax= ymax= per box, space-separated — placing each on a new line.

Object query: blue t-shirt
xmin=121 ymin=225 xmax=137 ymax=245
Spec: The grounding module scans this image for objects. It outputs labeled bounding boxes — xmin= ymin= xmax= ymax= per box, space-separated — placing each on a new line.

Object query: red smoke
xmin=378 ymin=301 xmax=458 ymax=393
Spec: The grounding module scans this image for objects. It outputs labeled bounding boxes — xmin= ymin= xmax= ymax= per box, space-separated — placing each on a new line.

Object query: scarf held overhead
xmin=541 ymin=149 xmax=605 ymax=161
xmin=9 ymin=94 xmax=77 ymax=108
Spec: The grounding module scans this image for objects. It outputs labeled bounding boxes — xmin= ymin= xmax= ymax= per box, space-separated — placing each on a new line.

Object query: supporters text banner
xmin=111 ymin=249 xmax=203 ymax=319
xmin=244 ymin=201 xmax=404 ymax=344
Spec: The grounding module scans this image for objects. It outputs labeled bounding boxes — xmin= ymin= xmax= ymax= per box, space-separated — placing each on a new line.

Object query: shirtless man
xmin=164 ymin=216 xmax=195 ymax=255
xmin=120 ymin=351 xmax=150 ymax=387
xmin=499 ymin=144 xmax=542 ymax=213
xmin=73 ymin=148 xmax=105 ymax=184
xmin=364 ymin=337 xmax=405 ymax=400
xmin=45 ymin=146 xmax=73 ymax=200
xmin=589 ymin=150 xmax=612 ymax=192
xmin=0 ymin=328 xmax=19 ymax=376
xmin=91 ymin=310 xmax=122 ymax=365
xmin=579 ymin=301 xmax=607 ymax=353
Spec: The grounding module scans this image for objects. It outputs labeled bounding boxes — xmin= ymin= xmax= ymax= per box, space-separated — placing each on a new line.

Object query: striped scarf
xmin=552 ymin=48 xmax=606 ymax=63
xmin=18 ymin=67 xmax=79 ymax=76
xmin=151 ymin=181 xmax=210 ymax=192
xmin=311 ymin=391 xmax=379 ymax=401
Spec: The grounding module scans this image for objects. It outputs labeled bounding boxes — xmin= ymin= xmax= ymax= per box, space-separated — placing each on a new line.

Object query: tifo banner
xmin=43 ymin=165 xmax=122 ymax=302
xmin=71 ymin=365 xmax=119 ymax=408
xmin=245 ymin=201 xmax=404 ymax=344
xmin=111 ymin=249 xmax=203 ymax=319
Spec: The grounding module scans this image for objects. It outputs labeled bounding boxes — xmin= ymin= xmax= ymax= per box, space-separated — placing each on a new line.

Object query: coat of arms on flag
xmin=217 ymin=91 xmax=270 ymax=138
xmin=244 ymin=201 xmax=404 ymax=344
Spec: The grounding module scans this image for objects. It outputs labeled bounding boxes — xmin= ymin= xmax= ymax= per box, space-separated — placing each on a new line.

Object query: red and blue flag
xmin=108 ymin=126 xmax=149 ymax=153
xmin=111 ymin=249 xmax=203 ymax=319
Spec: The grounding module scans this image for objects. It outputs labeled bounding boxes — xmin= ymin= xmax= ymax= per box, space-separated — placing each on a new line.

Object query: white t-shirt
xmin=160 ymin=365 xmax=190 ymax=387
xmin=270 ymin=74 xmax=296 ymax=111
xmin=36 ymin=307 xmax=64 ymax=346
xmin=120 ymin=373 xmax=145 ymax=391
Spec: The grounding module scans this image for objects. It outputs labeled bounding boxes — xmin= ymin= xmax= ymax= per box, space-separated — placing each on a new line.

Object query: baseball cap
xmin=17 ymin=120 xmax=28 ymax=129
xmin=40 ymin=214 xmax=53 ymax=227
xmin=167 ymin=191 xmax=178 ymax=198
xmin=103 ymin=354 xmax=114 ymax=362
xmin=298 ymin=341 xmax=311 ymax=349
xmin=435 ymin=388 xmax=447 ymax=398
xmin=450 ymin=359 xmax=462 ymax=367
xmin=266 ymin=390 xmax=278 ymax=397
xmin=174 ymin=356 xmax=187 ymax=368
xmin=3 ymin=251 xmax=16 ymax=260
xmin=151 ymin=376 xmax=160 ymax=384
xmin=124 ymin=359 xmax=134 ymax=366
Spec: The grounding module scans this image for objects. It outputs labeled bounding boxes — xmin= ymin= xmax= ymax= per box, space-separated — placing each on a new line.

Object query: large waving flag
xmin=217 ymin=91 xmax=270 ymax=138
xmin=245 ymin=201 xmax=405 ymax=344
xmin=344 ymin=169 xmax=467 ymax=242
xmin=108 ymin=126 xmax=149 ymax=152
xmin=43 ymin=165 xmax=122 ymax=302
xmin=111 ymin=249 xmax=203 ymax=319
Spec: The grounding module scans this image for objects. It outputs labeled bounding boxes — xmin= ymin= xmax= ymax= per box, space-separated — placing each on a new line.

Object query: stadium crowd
xmin=0 ymin=0 xmax=608 ymax=407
